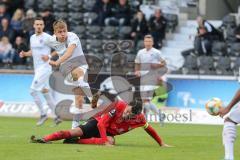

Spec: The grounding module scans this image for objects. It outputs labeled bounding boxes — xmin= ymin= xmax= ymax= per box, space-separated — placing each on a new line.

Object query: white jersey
xmin=46 ymin=32 xmax=88 ymax=67
xmin=135 ymin=47 xmax=164 ymax=75
xmin=30 ymin=32 xmax=52 ymax=72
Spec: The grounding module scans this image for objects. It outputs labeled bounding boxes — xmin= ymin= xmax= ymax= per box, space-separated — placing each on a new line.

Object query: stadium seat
xmin=83 ymin=12 xmax=98 ymax=25
xmin=164 ymin=13 xmax=178 ymax=32
xmin=86 ymin=25 xmax=102 ymax=39
xmin=211 ymin=41 xmax=227 ymax=56
xmin=129 ymin=0 xmax=141 ymax=12
xmin=181 ymin=55 xmax=198 ymax=75
xmin=111 ymin=52 xmax=128 ymax=74
xmin=229 ymin=43 xmax=240 ymax=57
xmin=68 ymin=12 xmax=84 ymax=26
xmin=87 ymin=39 xmax=103 ymax=54
xmin=67 ymin=0 xmax=83 ymax=12
xmin=85 ymin=54 xmax=103 ymax=73
xmin=118 ymin=26 xmax=132 ymax=39
xmin=118 ymin=40 xmax=135 ymax=54
xmin=215 ymin=57 xmax=233 ymax=75
xmin=102 ymin=26 xmax=118 ymax=39
xmin=53 ymin=0 xmax=68 ymax=12
xmin=102 ymin=40 xmax=118 ymax=54
xmin=118 ymin=40 xmax=134 ymax=50
xmin=38 ymin=0 xmax=53 ymax=11
xmin=71 ymin=25 xmax=86 ymax=39
xmin=83 ymin=0 xmax=96 ymax=11
xmin=80 ymin=39 xmax=87 ymax=53
xmin=226 ymin=26 xmax=237 ymax=43
xmin=24 ymin=0 xmax=36 ymax=10
xmin=198 ymin=56 xmax=215 ymax=75
xmin=135 ymin=40 xmax=144 ymax=51
xmin=53 ymin=12 xmax=68 ymax=21
xmin=232 ymin=57 xmax=240 ymax=75
xmin=222 ymin=14 xmax=236 ymax=28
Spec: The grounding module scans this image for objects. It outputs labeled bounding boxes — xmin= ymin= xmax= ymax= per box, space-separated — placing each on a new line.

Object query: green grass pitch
xmin=0 ymin=117 xmax=240 ymax=160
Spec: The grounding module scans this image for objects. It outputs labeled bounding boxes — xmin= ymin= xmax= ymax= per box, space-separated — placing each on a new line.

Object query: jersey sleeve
xmin=156 ymin=50 xmax=165 ymax=61
xmin=115 ymin=100 xmax=127 ymax=111
xmin=68 ymin=33 xmax=80 ymax=47
xmin=43 ymin=35 xmax=56 ymax=49
xmin=96 ymin=107 xmax=118 ymax=141
xmin=97 ymin=112 xmax=113 ymax=141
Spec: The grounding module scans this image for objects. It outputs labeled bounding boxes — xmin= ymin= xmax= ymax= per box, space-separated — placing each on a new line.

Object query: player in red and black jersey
xmin=31 ymin=100 xmax=170 ymax=147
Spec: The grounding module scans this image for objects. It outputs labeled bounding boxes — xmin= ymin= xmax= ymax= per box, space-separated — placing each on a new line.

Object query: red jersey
xmin=95 ymin=101 xmax=147 ymax=136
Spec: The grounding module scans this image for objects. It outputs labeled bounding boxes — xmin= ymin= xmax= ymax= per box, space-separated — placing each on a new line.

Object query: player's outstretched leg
xmin=42 ymin=88 xmax=62 ymax=126
xmin=222 ymin=118 xmax=237 ymax=160
xmin=30 ymin=128 xmax=83 ymax=144
xmin=70 ymin=67 xmax=93 ymax=128
xmin=71 ymin=95 xmax=85 ymax=129
xmin=143 ymin=101 xmax=150 ymax=119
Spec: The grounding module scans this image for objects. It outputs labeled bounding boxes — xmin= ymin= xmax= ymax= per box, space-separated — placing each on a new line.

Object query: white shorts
xmin=140 ymin=72 xmax=159 ymax=100
xmin=228 ymin=105 xmax=240 ymax=123
xmin=140 ymin=85 xmax=158 ymax=100
xmin=30 ymin=69 xmax=51 ymax=91
xmin=64 ymin=65 xmax=88 ymax=86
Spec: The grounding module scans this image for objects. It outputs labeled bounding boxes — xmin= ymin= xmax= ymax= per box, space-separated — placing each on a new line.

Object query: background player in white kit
xmin=219 ymin=89 xmax=240 ymax=160
xmin=19 ymin=17 xmax=61 ymax=126
xmin=45 ymin=20 xmax=93 ymax=129
xmin=134 ymin=35 xmax=166 ymax=120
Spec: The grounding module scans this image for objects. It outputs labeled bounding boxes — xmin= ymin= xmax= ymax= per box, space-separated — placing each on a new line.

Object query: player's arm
xmin=19 ymin=50 xmax=32 ymax=57
xmin=96 ymin=111 xmax=113 ymax=143
xmin=219 ymin=89 xmax=240 ymax=117
xmin=50 ymin=44 xmax=76 ymax=66
xmin=41 ymin=51 xmax=58 ymax=62
xmin=143 ymin=123 xmax=163 ymax=146
xmin=135 ymin=63 xmax=141 ymax=76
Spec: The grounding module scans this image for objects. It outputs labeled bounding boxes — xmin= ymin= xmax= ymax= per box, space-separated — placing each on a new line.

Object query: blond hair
xmin=53 ymin=20 xmax=67 ymax=32
xmin=12 ymin=9 xmax=24 ymax=21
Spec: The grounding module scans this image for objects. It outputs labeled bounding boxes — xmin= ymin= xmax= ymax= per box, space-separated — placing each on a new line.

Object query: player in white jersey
xmin=219 ymin=89 xmax=240 ymax=160
xmin=45 ymin=20 xmax=93 ymax=129
xmin=19 ymin=17 xmax=61 ymax=126
xmin=135 ymin=35 xmax=166 ymax=120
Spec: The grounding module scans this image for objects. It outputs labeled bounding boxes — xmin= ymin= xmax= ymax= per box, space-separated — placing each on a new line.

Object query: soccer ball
xmin=205 ymin=97 xmax=223 ymax=116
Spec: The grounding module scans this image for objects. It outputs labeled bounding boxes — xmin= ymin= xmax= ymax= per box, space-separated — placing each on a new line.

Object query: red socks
xmin=77 ymin=138 xmax=106 ymax=145
xmin=43 ymin=130 xmax=72 ymax=142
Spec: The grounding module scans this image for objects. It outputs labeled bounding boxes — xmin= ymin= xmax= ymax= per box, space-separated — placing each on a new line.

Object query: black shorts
xmin=79 ymin=118 xmax=112 ymax=139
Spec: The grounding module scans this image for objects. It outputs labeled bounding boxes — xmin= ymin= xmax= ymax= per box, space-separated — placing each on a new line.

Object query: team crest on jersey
xmin=39 ymin=39 xmax=43 ymax=44
xmin=108 ymin=109 xmax=116 ymax=117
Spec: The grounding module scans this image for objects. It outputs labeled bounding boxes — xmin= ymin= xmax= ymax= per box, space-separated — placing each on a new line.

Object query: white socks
xmin=223 ymin=121 xmax=237 ymax=160
xmin=71 ymin=76 xmax=93 ymax=129
xmin=43 ymin=92 xmax=57 ymax=118
xmin=30 ymin=90 xmax=46 ymax=116
xmin=77 ymin=77 xmax=92 ymax=101
xmin=72 ymin=114 xmax=81 ymax=129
